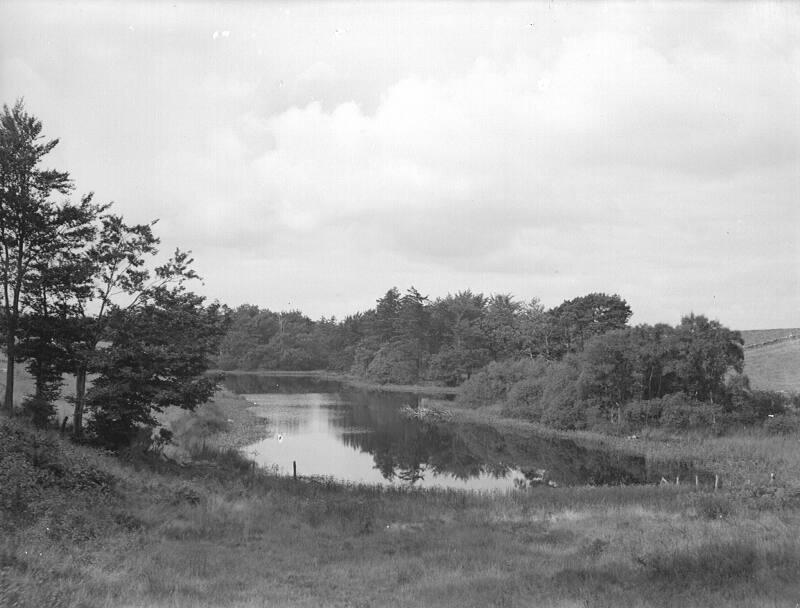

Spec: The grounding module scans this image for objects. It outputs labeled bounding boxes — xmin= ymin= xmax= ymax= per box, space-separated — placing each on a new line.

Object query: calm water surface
xmin=225 ymin=373 xmax=713 ymax=491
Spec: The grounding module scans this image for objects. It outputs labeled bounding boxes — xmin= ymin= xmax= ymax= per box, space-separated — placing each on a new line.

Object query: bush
xmin=21 ymin=395 xmax=56 ymax=429
xmin=365 ymin=344 xmax=419 ymax=384
xmin=503 ymin=376 xmax=546 ymax=420
xmin=690 ymin=493 xmax=736 ymax=519
xmin=538 ymin=357 xmax=584 ymax=429
xmin=171 ymin=402 xmax=230 ymax=448
xmin=0 ymin=419 xmax=113 ymax=519
xmin=457 ymin=358 xmax=541 ymax=409
xmin=638 ymin=540 xmax=758 ymax=588
xmin=763 ymin=412 xmax=800 ymax=435
xmin=501 ymin=359 xmax=551 ymax=420
xmin=658 ymin=393 xmax=722 ymax=431
xmin=622 ymin=399 xmax=664 ymax=429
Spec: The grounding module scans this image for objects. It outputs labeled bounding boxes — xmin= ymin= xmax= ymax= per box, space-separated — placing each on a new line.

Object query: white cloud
xmin=2 ymin=1 xmax=798 ymax=326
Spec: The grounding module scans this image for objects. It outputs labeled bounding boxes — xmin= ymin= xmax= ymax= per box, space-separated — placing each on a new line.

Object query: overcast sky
xmin=2 ymin=2 xmax=798 ymax=329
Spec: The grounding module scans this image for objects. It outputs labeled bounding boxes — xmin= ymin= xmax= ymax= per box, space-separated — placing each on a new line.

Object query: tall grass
xmin=3 ymin=410 xmax=800 ymax=608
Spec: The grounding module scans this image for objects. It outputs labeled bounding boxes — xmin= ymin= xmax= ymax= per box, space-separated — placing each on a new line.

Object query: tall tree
xmin=15 ymin=194 xmax=102 ymax=424
xmin=673 ymin=314 xmax=743 ymax=403
xmin=481 ymin=294 xmax=523 ymax=361
xmin=68 ymin=213 xmax=161 ymax=437
xmin=547 ymin=293 xmax=632 ymax=357
xmin=86 ymin=277 xmax=227 ymax=448
xmin=0 ymin=100 xmax=73 ymax=413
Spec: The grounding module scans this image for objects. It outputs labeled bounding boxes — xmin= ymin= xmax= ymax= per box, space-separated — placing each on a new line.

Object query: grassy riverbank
xmin=3 ymin=372 xmax=800 ymax=607
xmin=213 ymin=369 xmax=461 ymax=396
xmin=3 ymin=410 xmax=800 ymax=608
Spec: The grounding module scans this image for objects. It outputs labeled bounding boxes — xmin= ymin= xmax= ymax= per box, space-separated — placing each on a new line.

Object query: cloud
xmin=2 ymin=1 xmax=798 ymax=326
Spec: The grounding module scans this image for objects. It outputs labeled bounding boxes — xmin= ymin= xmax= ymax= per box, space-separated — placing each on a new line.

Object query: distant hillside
xmin=741 ymin=329 xmax=800 ymax=393
xmin=740 ymin=328 xmax=800 ymax=347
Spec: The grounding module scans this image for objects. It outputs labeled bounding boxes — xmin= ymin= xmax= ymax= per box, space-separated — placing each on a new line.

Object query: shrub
xmin=21 ymin=396 xmax=56 ymax=429
xmin=638 ymin=540 xmax=758 ymax=588
xmin=659 ymin=393 xmax=721 ymax=431
xmin=763 ymin=412 xmax=800 ymax=435
xmin=457 ymin=358 xmax=541 ymax=409
xmin=0 ymin=419 xmax=113 ymax=519
xmin=365 ymin=344 xmax=418 ymax=384
xmin=538 ymin=357 xmax=584 ymax=429
xmin=690 ymin=493 xmax=736 ymax=519
xmin=501 ymin=359 xmax=552 ymax=420
xmin=171 ymin=402 xmax=230 ymax=449
xmin=622 ymin=399 xmax=664 ymax=429
xmin=503 ymin=376 xmax=546 ymax=420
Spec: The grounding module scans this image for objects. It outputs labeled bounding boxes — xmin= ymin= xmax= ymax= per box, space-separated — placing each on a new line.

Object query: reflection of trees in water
xmin=338 ymin=389 xmax=496 ymax=484
xmin=224 ymin=373 xmax=342 ymax=395
xmin=335 ymin=388 xmax=714 ymax=486
xmin=227 ymin=376 xmax=715 ymax=487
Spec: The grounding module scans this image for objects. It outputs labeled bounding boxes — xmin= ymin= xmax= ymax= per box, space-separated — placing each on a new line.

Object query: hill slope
xmin=744 ymin=336 xmax=800 ymax=392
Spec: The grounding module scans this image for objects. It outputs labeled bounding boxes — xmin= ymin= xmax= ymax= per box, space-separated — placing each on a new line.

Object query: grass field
xmin=4 ymin=388 xmax=800 ymax=608
xmin=743 ymin=336 xmax=800 ymax=392
xmin=740 ymin=328 xmax=800 ymax=347
xmin=2 ymin=331 xmax=800 ymax=606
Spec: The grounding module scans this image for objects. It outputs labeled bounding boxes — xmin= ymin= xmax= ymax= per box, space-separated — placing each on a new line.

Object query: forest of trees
xmin=218 ymin=289 xmax=797 ymax=433
xmin=0 ymin=100 xmax=227 ymax=447
xmin=218 ymin=288 xmax=633 ymax=382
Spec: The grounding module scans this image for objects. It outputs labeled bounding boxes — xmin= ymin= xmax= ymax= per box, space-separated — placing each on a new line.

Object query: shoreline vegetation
xmin=209 ymin=368 xmax=462 ymax=396
xmin=3 ymin=357 xmax=800 ymax=607
xmin=3 ymin=398 xmax=800 ymax=607
xmin=204 ymin=376 xmax=800 ymax=492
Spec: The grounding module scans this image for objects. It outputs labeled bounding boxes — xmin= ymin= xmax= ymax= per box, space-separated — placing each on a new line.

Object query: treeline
xmin=220 ymin=288 xmax=799 ymax=434
xmin=1 ymin=100 xmax=227 ymax=448
xmin=218 ymin=288 xmax=632 ymax=383
xmin=461 ymin=315 xmax=798 ymax=432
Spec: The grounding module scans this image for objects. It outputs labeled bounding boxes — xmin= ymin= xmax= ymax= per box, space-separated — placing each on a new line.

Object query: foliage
xmin=457 ymin=358 xmax=541 ymax=409
xmin=763 ymin=413 xmax=800 ymax=435
xmin=214 ymin=289 xmax=633 ymax=387
xmin=658 ymin=393 xmax=722 ymax=431
xmin=546 ymin=292 xmax=632 ymax=358
xmin=86 ymin=282 xmax=228 ymax=449
xmin=0 ymin=418 xmax=112 ymax=517
xmin=0 ymin=99 xmax=77 ymax=412
xmin=365 ymin=342 xmax=419 ymax=384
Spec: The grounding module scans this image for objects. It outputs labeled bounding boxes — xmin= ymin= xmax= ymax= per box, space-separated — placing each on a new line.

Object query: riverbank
xmin=201 ymin=376 xmax=800 ymax=493
xmin=211 ymin=368 xmax=461 ymax=396
xmin=3 ymin=413 xmax=800 ymax=608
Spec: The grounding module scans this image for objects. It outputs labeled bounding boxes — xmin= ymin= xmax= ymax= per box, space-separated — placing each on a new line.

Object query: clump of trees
xmin=219 ymin=287 xmax=795 ymax=434
xmin=462 ymin=314 xmax=795 ymax=433
xmin=1 ymin=99 xmax=227 ymax=448
xmin=219 ymin=289 xmax=632 ymax=384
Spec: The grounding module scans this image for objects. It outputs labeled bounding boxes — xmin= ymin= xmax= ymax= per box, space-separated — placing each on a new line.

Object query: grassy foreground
xmin=3 ymin=393 xmax=800 ymax=608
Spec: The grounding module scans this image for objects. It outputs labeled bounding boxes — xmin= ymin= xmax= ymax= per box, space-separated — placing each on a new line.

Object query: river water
xmin=225 ymin=373 xmax=713 ymax=491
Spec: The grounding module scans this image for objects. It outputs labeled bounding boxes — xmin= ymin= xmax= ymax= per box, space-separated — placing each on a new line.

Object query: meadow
xmin=3 ymin=337 xmax=800 ymax=607
xmin=3 ymin=389 xmax=800 ymax=608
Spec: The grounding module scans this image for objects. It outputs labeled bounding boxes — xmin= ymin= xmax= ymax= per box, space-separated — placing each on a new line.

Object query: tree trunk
xmin=4 ymin=325 xmax=16 ymax=413
xmin=73 ymin=362 xmax=87 ymax=438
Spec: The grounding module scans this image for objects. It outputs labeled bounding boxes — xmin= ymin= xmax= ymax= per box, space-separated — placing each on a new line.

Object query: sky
xmin=1 ymin=1 xmax=799 ymax=329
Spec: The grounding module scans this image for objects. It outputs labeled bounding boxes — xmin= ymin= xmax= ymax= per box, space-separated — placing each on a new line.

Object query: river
xmin=224 ymin=373 xmax=713 ymax=491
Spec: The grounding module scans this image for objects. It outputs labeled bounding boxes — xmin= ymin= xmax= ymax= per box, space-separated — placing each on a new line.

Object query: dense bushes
xmin=458 ymin=356 xmax=796 ymax=434
xmin=763 ymin=413 xmax=800 ymax=435
xmin=0 ymin=419 xmax=113 ymax=519
xmin=458 ymin=359 xmax=544 ymax=409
